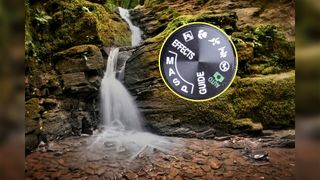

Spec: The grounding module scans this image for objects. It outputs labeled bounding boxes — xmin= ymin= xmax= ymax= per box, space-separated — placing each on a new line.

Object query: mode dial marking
xmin=159 ymin=22 xmax=238 ymax=101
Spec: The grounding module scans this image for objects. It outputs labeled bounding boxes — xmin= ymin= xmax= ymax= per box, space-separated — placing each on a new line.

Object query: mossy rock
xmin=126 ymin=42 xmax=295 ymax=134
xmin=53 ymin=44 xmax=104 ymax=74
xmin=232 ymin=71 xmax=295 ymax=128
xmin=232 ymin=118 xmax=263 ymax=133
xmin=147 ymin=11 xmax=237 ymax=42
xmin=28 ymin=0 xmax=131 ymax=56
xmin=232 ymin=25 xmax=295 ymax=76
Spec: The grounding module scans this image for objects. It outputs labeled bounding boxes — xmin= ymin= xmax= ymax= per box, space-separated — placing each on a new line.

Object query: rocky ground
xmin=26 ymin=130 xmax=295 ymax=179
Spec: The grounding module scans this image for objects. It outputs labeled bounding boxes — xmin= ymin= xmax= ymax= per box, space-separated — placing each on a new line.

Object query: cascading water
xmin=100 ymin=48 xmax=143 ymax=131
xmin=88 ymin=7 xmax=176 ymax=161
xmin=118 ymin=7 xmax=142 ymax=47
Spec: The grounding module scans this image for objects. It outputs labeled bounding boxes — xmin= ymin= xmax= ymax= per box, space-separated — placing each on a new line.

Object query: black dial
xmin=159 ymin=22 xmax=238 ymax=101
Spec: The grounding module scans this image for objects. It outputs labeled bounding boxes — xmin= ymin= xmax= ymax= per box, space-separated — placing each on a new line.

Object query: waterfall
xmin=88 ymin=7 xmax=177 ymax=161
xmin=100 ymin=47 xmax=143 ymax=131
xmin=118 ymin=7 xmax=142 ymax=47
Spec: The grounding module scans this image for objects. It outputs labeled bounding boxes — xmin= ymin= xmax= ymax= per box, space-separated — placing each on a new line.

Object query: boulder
xmin=54 ymin=45 xmax=104 ymax=74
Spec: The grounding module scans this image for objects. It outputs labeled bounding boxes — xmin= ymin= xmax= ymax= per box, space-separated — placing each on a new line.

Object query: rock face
xmin=25 ymin=45 xmax=105 ymax=152
xmin=25 ymin=0 xmax=133 ymax=152
xmin=125 ymin=0 xmax=295 ymax=137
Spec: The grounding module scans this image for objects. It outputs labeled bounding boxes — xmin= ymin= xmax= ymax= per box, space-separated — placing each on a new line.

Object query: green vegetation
xmin=147 ymin=11 xmax=237 ymax=42
xmin=34 ymin=10 xmax=52 ymax=26
xmin=232 ymin=25 xmax=295 ymax=76
xmin=25 ymin=0 xmax=131 ymax=59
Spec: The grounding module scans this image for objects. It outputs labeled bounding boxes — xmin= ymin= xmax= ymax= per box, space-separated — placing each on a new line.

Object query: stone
xmin=201 ymin=165 xmax=211 ymax=172
xmin=42 ymin=110 xmax=72 ymax=141
xmin=182 ymin=153 xmax=193 ymax=160
xmin=54 ymin=45 xmax=104 ymax=74
xmin=25 ymin=134 xmax=40 ymax=153
xmin=168 ymin=168 xmax=180 ymax=178
xmin=208 ymin=159 xmax=222 ymax=170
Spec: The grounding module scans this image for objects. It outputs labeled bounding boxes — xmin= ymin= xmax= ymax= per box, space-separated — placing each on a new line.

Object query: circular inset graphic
xmin=159 ymin=22 xmax=238 ymax=101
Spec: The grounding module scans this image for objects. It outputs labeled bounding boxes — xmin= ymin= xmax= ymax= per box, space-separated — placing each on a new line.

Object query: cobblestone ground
xmin=26 ymin=131 xmax=295 ymax=180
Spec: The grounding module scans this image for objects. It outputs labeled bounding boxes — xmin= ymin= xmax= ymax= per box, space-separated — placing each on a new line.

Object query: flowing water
xmin=118 ymin=7 xmax=142 ymax=47
xmin=88 ymin=8 xmax=176 ymax=161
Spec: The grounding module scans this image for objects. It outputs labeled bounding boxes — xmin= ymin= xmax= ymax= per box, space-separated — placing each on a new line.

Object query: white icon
xmin=182 ymin=31 xmax=194 ymax=42
xmin=198 ymin=30 xmax=208 ymax=39
xmin=208 ymin=37 xmax=220 ymax=46
xmin=218 ymin=46 xmax=227 ymax=58
xmin=219 ymin=61 xmax=230 ymax=72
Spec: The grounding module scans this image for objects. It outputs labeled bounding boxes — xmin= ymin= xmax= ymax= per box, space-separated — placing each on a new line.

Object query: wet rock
xmin=42 ymin=110 xmax=72 ymax=141
xmin=208 ymin=159 xmax=222 ymax=169
xmin=201 ymin=165 xmax=211 ymax=172
xmin=168 ymin=168 xmax=180 ymax=178
xmin=262 ymin=130 xmax=274 ymax=136
xmin=214 ymin=136 xmax=231 ymax=141
xmin=54 ymin=150 xmax=64 ymax=156
xmin=26 ymin=134 xmax=40 ymax=153
xmin=266 ymin=139 xmax=295 ymax=148
xmin=250 ymin=152 xmax=269 ymax=161
xmin=182 ymin=153 xmax=193 ymax=160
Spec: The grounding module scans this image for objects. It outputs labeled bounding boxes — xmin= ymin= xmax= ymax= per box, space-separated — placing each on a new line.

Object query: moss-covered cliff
xmin=124 ymin=0 xmax=295 ymax=137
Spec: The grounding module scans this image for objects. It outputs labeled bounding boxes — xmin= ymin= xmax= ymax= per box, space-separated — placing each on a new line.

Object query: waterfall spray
xmin=89 ymin=47 xmax=176 ymax=160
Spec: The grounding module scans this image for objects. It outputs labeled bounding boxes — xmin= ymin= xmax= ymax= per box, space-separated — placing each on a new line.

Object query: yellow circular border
xmin=158 ymin=22 xmax=238 ymax=102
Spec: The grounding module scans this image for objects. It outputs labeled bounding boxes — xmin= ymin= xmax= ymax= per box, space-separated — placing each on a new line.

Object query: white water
xmin=88 ymin=10 xmax=177 ymax=158
xmin=89 ymin=48 xmax=175 ymax=160
xmin=118 ymin=7 xmax=142 ymax=47
xmin=100 ymin=48 xmax=143 ymax=131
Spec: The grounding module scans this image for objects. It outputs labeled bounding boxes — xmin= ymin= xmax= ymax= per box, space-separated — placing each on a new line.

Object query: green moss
xmin=257 ymin=100 xmax=295 ymax=128
xmin=232 ymin=71 xmax=295 ymax=128
xmin=26 ymin=98 xmax=42 ymax=120
xmin=232 ymin=25 xmax=295 ymax=76
xmin=147 ymin=11 xmax=236 ymax=43
xmin=28 ymin=0 xmax=131 ymax=56
xmin=144 ymin=0 xmax=165 ymax=7
xmin=232 ymin=118 xmax=263 ymax=132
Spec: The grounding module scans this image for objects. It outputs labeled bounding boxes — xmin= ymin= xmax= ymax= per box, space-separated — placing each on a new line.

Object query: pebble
xmin=168 ymin=168 xmax=180 ymax=177
xmin=182 ymin=153 xmax=193 ymax=160
xmin=208 ymin=159 xmax=222 ymax=170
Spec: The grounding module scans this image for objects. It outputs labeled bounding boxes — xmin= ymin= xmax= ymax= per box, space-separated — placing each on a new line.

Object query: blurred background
xmin=0 ymin=0 xmax=24 ymax=179
xmin=296 ymin=0 xmax=320 ymax=179
xmin=0 ymin=0 xmax=319 ymax=179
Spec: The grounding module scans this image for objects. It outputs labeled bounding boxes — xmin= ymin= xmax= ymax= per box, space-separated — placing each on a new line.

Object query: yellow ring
xmin=158 ymin=22 xmax=238 ymax=102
